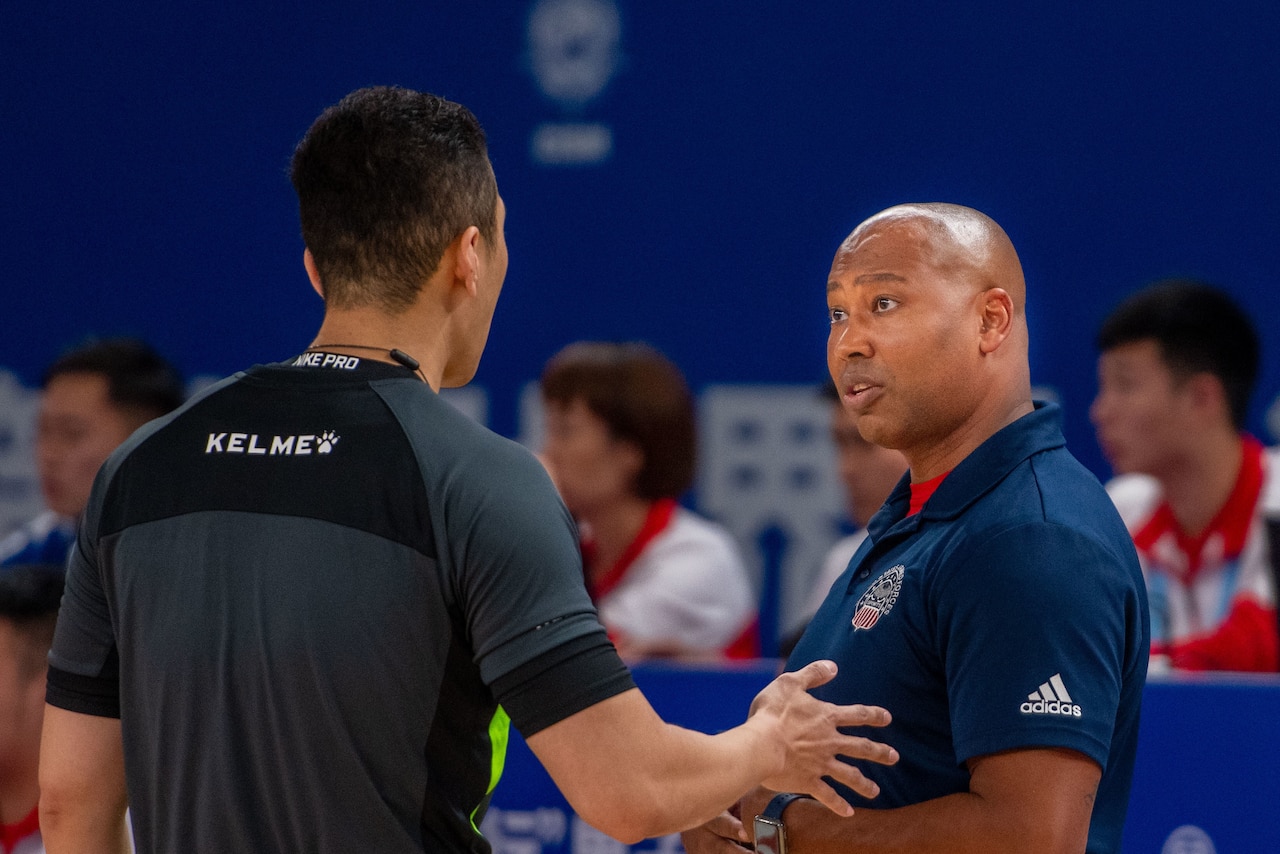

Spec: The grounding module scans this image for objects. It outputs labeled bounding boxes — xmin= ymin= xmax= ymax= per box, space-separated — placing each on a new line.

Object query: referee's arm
xmin=524 ymin=660 xmax=897 ymax=845
xmin=39 ymin=704 xmax=131 ymax=854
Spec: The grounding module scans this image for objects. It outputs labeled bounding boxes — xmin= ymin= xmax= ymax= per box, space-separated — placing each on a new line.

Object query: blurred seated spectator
xmin=0 ymin=339 xmax=184 ymax=569
xmin=1091 ymin=280 xmax=1277 ymax=672
xmin=539 ymin=341 xmax=757 ymax=660
xmin=782 ymin=381 xmax=907 ymax=655
xmin=0 ymin=564 xmax=64 ymax=854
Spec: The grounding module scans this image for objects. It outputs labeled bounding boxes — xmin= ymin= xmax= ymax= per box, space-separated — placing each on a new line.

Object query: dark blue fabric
xmin=788 ymin=402 xmax=1149 ymax=854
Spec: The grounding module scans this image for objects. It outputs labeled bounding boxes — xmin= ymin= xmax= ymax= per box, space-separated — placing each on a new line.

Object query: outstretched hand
xmin=746 ymin=659 xmax=897 ymax=816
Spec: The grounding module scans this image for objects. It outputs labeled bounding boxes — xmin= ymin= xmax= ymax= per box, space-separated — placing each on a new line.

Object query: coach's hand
xmin=681 ymin=809 xmax=750 ymax=854
xmin=746 ymin=659 xmax=896 ymax=816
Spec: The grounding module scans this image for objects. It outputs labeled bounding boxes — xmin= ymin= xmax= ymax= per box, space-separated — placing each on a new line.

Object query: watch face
xmin=754 ymin=817 xmax=787 ymax=854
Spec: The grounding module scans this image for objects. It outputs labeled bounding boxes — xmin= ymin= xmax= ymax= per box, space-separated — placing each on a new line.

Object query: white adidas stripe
xmin=1027 ymin=673 xmax=1073 ymax=703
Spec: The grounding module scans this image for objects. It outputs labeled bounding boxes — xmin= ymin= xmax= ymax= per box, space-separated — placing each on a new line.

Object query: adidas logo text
xmin=1019 ymin=673 xmax=1082 ymax=718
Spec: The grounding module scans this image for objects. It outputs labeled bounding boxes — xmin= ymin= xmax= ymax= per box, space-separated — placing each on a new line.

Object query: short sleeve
xmin=47 ymin=466 xmax=122 ymax=712
xmin=932 ymin=522 xmax=1133 ymax=768
xmin=438 ymin=435 xmax=606 ymax=686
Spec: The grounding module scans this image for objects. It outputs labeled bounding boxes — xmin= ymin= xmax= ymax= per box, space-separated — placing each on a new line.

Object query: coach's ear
xmin=303 ymin=248 xmax=324 ymax=299
xmin=977 ymin=287 xmax=1015 ymax=354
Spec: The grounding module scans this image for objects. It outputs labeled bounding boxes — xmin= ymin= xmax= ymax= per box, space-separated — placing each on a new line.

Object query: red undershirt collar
xmin=908 ymin=470 xmax=950 ymax=516
xmin=584 ymin=498 xmax=678 ymax=601
xmin=1132 ymin=434 xmax=1265 ymax=579
xmin=1 ymin=804 xmax=40 ymax=854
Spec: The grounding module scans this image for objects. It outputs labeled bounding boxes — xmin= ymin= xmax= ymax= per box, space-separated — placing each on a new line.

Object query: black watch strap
xmin=761 ymin=791 xmax=812 ymax=821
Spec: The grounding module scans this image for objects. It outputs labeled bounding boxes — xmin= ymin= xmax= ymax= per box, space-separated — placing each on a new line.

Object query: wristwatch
xmin=753 ymin=792 xmax=812 ymax=854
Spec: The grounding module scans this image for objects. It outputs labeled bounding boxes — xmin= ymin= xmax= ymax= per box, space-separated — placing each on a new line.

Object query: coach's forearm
xmin=788 ymin=791 xmax=1052 ymax=854
xmin=745 ymin=748 xmax=1099 ymax=854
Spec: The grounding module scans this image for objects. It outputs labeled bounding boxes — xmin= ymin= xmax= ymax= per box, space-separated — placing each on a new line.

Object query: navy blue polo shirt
xmin=789 ymin=403 xmax=1148 ymax=854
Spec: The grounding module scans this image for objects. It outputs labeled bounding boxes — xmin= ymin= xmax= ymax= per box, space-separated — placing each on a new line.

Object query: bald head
xmin=839 ymin=203 xmax=1026 ymax=313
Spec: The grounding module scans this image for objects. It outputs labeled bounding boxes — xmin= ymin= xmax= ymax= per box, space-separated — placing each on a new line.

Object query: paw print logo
xmin=317 ymin=431 xmax=340 ymax=454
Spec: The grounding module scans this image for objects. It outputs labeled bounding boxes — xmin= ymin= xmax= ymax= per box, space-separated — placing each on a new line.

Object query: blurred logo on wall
xmin=1161 ymin=825 xmax=1216 ymax=854
xmin=526 ymin=0 xmax=622 ymax=166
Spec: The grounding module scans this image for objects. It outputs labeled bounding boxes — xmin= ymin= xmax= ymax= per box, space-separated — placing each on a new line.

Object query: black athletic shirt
xmin=47 ymin=356 xmax=635 ymax=853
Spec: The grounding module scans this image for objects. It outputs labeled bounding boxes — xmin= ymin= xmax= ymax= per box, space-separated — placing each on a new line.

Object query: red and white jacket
xmin=1106 ymin=436 xmax=1279 ymax=672
xmin=584 ymin=499 xmax=758 ymax=658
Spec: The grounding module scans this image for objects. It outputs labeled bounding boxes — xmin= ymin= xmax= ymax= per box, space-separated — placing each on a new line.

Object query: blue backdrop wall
xmin=5 ymin=1 xmax=1280 ymax=480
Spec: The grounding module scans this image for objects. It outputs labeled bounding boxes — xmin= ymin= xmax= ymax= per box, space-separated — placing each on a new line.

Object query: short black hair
xmin=1096 ymin=279 xmax=1260 ymax=429
xmin=290 ymin=86 xmax=498 ymax=313
xmin=0 ymin=564 xmax=64 ymax=677
xmin=44 ymin=337 xmax=185 ymax=420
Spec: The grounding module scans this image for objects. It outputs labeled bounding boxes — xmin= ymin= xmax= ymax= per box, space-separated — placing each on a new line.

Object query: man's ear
xmin=977 ymin=288 xmax=1015 ymax=354
xmin=303 ymin=249 xmax=324 ymax=299
xmin=452 ymin=226 xmax=482 ymax=298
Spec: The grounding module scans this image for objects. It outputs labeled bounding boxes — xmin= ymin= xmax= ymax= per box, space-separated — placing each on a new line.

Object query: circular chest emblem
xmin=852 ymin=564 xmax=905 ymax=631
